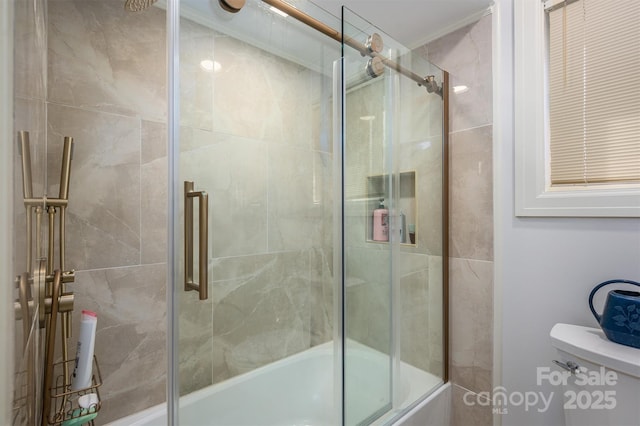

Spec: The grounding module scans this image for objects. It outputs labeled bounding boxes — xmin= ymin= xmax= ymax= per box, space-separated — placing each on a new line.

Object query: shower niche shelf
xmin=366 ymin=171 xmax=417 ymax=245
xmin=46 ymin=356 xmax=102 ymax=425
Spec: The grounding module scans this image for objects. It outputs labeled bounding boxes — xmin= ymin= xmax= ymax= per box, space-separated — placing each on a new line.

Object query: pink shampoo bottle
xmin=372 ymin=198 xmax=389 ymax=242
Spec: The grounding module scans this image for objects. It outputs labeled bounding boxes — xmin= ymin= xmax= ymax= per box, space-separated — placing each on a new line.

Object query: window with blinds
xmin=546 ymin=0 xmax=640 ymax=186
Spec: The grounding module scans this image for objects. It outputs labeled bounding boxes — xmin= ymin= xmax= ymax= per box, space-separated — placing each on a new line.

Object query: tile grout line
xmin=139 ymin=118 xmax=143 ymax=266
xmin=73 ymin=262 xmax=166 ymax=274
xmin=449 ymin=122 xmax=493 ymax=135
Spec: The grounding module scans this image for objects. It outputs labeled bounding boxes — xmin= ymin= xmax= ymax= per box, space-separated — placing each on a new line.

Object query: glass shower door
xmin=169 ymin=0 xmax=445 ymax=424
xmin=341 ymin=9 xmax=394 ymax=424
xmin=171 ymin=0 xmax=339 ymax=424
xmin=341 ymin=6 xmax=446 ymax=425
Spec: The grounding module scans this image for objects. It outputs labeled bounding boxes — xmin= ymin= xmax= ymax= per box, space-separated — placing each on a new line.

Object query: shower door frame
xmin=1 ymin=0 xmax=15 ymax=421
xmin=166 ymin=0 xmax=180 ymax=423
xmin=165 ymin=0 xmax=450 ymax=424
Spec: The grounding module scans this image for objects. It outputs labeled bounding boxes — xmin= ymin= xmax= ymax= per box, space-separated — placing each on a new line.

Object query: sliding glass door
xmin=168 ymin=1 xmax=446 ymax=425
xmin=171 ymin=0 xmax=340 ymax=424
xmin=342 ymin=6 xmax=446 ymax=425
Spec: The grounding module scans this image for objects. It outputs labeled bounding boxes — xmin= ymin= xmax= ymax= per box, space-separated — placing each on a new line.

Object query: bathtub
xmin=107 ymin=340 xmax=446 ymax=426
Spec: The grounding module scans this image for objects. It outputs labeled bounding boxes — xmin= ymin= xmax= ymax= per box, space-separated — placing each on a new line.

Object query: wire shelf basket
xmin=47 ymin=356 xmax=102 ymax=425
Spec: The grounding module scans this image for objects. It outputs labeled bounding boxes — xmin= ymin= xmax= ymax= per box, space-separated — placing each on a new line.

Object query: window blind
xmin=547 ymin=0 xmax=640 ymax=185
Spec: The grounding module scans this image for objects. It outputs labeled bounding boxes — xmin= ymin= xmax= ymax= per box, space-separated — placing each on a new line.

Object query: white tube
xmin=71 ymin=310 xmax=97 ymax=390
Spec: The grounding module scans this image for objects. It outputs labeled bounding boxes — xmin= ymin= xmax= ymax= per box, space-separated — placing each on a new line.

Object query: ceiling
xmin=312 ymin=0 xmax=493 ymax=47
xmin=176 ymin=0 xmax=493 ymax=75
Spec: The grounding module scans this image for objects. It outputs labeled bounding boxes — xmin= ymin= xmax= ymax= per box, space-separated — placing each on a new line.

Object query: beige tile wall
xmin=177 ymin=29 xmax=335 ymax=398
xmin=342 ymin=53 xmax=447 ymax=386
xmin=14 ymin=0 xmax=465 ymax=423
xmin=417 ymin=13 xmax=495 ymax=426
xmin=33 ymin=1 xmax=336 ymax=423
xmin=43 ymin=1 xmax=168 ymax=423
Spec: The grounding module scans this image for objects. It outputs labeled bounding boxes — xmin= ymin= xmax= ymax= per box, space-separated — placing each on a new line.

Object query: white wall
xmin=0 ymin=0 xmax=15 ymax=422
xmin=494 ymin=1 xmax=640 ymax=425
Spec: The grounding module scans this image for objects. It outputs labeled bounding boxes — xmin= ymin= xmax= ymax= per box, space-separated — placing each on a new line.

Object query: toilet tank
xmin=550 ymin=323 xmax=640 ymax=426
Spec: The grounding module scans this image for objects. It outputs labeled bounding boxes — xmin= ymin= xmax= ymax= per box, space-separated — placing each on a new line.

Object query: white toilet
xmin=550 ymin=323 xmax=640 ymax=426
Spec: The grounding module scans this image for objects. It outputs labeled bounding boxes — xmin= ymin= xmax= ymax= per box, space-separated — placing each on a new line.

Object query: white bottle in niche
xmin=372 ymin=198 xmax=389 ymax=242
xmin=71 ymin=310 xmax=97 ymax=390
xmin=399 ymin=211 xmax=407 ymax=243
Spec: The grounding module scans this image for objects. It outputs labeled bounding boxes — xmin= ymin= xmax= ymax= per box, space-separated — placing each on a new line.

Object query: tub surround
xmin=35 ymin=2 xmax=169 ymax=422
xmin=14 ymin=0 xmax=459 ymax=423
xmin=27 ymin=0 xmax=336 ymax=422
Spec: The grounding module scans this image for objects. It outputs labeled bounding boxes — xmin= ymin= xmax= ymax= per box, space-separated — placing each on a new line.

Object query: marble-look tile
xmin=400 ymin=266 xmax=430 ymax=371
xmin=342 ymin=81 xmax=388 ymax=251
xmin=343 ymin=77 xmax=445 ymax=257
xmin=47 ymin=104 xmax=141 ymax=270
xmin=345 ymin=246 xmax=391 ymax=290
xmin=398 ymin=136 xmax=444 ymax=256
xmin=449 ymin=125 xmax=493 ymax=261
xmin=451 ymin=384 xmax=493 ymax=426
xmin=267 ymin=146 xmax=331 ymax=252
xmin=180 ymin=131 xmax=268 ymax=257
xmin=212 ymin=35 xmax=313 ymax=146
xmin=14 ymin=0 xmax=46 ymax=100
xmin=343 ymin=199 xmax=372 ymax=250
xmin=398 ymin=67 xmax=443 ymax=143
xmin=422 ymin=15 xmax=493 ymax=133
xmin=179 ymin=281 xmax=214 ymax=395
xmin=345 ymin=247 xmax=391 ymax=353
xmin=311 ymin=74 xmax=334 ymax=154
xmin=310 ymin=247 xmax=334 ymax=346
xmin=398 ymin=254 xmax=443 ymax=377
xmin=71 ymin=264 xmax=167 ymax=424
xmin=449 ymin=258 xmax=493 ymax=394
xmin=319 ymin=153 xmax=335 ymax=251
xmin=180 ymin=125 xmax=218 ymax=153
xmin=399 ymin=252 xmax=430 ymax=276
xmin=344 ymin=80 xmax=387 ymax=197
xmin=141 ymin=120 xmax=167 ymax=164
xmin=210 ymin=251 xmax=311 ymax=382
xmin=180 ymin=18 xmax=215 ymax=131
xmin=48 ymin=0 xmax=166 ymax=120
xmin=141 ymin=121 xmax=168 ymax=264
xmin=345 ymin=279 xmax=391 ymax=354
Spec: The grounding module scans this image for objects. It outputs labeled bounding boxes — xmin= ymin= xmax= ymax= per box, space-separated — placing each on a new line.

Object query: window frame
xmin=514 ymin=0 xmax=640 ymax=217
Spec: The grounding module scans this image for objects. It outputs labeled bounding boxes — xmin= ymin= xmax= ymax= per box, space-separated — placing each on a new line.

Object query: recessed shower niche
xmin=366 ymin=171 xmax=417 ymax=244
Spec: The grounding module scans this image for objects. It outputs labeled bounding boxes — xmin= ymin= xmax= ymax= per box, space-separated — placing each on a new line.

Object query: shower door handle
xmin=184 ymin=181 xmax=208 ymax=300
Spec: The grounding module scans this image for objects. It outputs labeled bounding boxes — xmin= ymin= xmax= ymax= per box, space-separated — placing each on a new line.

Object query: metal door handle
xmin=553 ymin=359 xmax=581 ymax=375
xmin=184 ymin=181 xmax=208 ymax=300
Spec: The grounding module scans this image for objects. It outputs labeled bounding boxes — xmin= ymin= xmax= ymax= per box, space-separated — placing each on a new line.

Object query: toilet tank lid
xmin=550 ymin=323 xmax=640 ymax=379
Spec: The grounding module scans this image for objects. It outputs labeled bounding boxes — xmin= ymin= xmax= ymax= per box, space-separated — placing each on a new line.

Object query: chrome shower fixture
xmin=124 ymin=0 xmax=158 ymax=12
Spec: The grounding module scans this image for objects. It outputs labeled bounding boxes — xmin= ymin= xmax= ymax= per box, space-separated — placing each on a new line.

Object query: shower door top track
xmin=260 ymin=0 xmax=443 ymax=96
